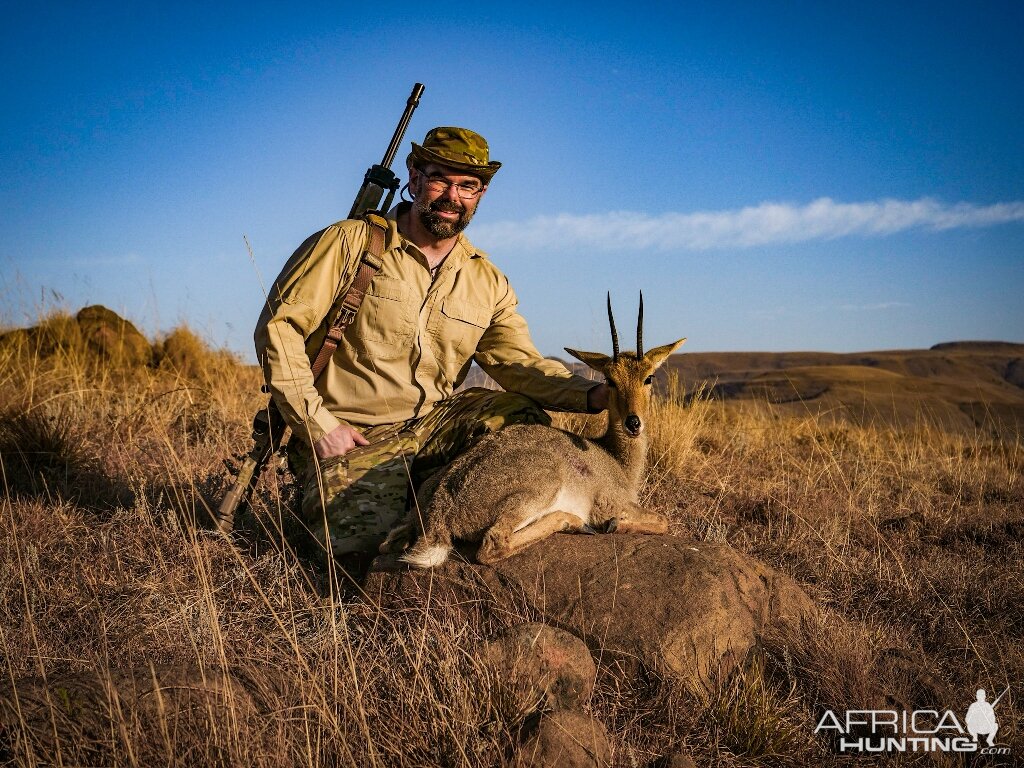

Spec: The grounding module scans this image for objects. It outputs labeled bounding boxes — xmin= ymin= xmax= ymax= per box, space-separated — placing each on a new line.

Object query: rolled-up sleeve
xmin=254 ymin=222 xmax=361 ymax=443
xmin=473 ymin=276 xmax=596 ymax=411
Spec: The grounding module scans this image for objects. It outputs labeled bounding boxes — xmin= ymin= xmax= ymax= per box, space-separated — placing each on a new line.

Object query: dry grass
xmin=1 ymin=312 xmax=1022 ymax=766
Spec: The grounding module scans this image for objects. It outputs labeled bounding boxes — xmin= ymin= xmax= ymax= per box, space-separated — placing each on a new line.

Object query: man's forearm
xmin=477 ymin=354 xmax=597 ymax=412
xmin=256 ymin=310 xmax=342 ymax=444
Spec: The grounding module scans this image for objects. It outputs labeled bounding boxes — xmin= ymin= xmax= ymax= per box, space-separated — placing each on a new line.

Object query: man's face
xmin=410 ymin=163 xmax=487 ymax=239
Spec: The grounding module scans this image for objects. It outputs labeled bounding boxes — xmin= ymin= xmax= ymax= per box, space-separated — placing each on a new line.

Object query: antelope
xmin=380 ymin=294 xmax=685 ymax=567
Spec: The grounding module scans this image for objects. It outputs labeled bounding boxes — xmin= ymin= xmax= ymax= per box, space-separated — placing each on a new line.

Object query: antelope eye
xmin=644 ymin=375 xmax=654 ymax=385
xmin=606 ymin=380 xmax=617 ymax=389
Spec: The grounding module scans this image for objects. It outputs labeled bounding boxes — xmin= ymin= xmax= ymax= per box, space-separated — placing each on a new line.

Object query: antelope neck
xmin=597 ymin=421 xmax=648 ymax=488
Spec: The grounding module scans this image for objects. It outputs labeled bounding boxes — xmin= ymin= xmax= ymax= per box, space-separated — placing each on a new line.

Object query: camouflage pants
xmin=288 ymin=388 xmax=550 ymax=560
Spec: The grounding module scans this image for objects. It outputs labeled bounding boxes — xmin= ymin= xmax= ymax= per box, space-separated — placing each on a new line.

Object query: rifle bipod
xmin=216 ymin=405 xmax=288 ymax=533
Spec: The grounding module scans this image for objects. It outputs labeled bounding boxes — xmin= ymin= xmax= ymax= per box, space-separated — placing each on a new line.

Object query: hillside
xmin=466 ymin=341 xmax=1024 ymax=438
xmin=661 ymin=341 xmax=1024 ymax=439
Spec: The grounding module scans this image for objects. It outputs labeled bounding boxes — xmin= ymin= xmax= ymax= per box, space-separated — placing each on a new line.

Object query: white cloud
xmin=837 ymin=301 xmax=912 ymax=312
xmin=475 ymin=197 xmax=1024 ymax=251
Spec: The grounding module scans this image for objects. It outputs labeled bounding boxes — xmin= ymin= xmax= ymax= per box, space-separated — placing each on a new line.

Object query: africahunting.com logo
xmin=815 ymin=686 xmax=1011 ymax=755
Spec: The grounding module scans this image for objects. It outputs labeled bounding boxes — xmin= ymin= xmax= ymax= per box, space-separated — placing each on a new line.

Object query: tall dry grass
xmin=1 ymin=311 xmax=1021 ymax=766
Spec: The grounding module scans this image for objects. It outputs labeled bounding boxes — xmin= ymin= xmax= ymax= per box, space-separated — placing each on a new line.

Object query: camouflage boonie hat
xmin=408 ymin=127 xmax=501 ymax=182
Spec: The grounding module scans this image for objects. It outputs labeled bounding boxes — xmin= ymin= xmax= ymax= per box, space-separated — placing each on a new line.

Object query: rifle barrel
xmin=381 ymin=83 xmax=425 ymax=168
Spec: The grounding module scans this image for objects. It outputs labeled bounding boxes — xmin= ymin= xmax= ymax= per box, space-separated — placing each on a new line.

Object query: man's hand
xmin=314 ymin=424 xmax=370 ymax=459
xmin=587 ymin=383 xmax=609 ymax=412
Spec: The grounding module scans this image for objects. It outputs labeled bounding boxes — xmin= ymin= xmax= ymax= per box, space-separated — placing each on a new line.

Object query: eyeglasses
xmin=416 ymin=169 xmax=485 ymax=199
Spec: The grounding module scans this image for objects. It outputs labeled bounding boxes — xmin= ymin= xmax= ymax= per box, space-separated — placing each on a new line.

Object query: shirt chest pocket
xmin=347 ymin=276 xmax=415 ymax=360
xmin=436 ymin=297 xmax=491 ymax=368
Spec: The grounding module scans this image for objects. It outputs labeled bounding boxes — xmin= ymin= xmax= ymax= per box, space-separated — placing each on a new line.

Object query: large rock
xmin=512 ymin=710 xmax=612 ymax=768
xmin=366 ymin=534 xmax=816 ymax=691
xmin=482 ymin=623 xmax=597 ymax=714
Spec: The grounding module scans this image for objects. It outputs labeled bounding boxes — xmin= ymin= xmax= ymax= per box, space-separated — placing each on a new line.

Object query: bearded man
xmin=255 ymin=127 xmax=608 ymax=572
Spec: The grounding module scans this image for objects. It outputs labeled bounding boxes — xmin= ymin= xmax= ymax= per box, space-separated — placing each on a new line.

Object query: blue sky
xmin=2 ymin=1 xmax=1022 ymax=358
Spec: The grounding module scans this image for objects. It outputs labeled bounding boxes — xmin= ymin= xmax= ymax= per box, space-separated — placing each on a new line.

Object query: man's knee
xmin=449 ymin=388 xmax=551 ymax=430
xmin=410 ymin=389 xmax=550 ymax=486
xmin=298 ymin=435 xmax=417 ymax=559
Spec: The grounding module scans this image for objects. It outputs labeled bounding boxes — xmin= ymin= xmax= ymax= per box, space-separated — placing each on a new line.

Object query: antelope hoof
xmin=476 ymin=546 xmax=508 ymax=565
xmin=379 ymin=526 xmax=412 ymax=553
xmin=477 ymin=532 xmax=510 ymax=565
xmin=605 ymin=518 xmax=619 ymax=533
xmin=579 ymin=524 xmax=598 ymax=535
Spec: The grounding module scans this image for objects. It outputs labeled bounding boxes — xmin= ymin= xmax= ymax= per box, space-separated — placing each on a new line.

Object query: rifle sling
xmin=309 ymin=214 xmax=387 ymax=381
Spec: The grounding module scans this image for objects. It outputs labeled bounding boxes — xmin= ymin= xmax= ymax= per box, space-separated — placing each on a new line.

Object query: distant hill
xmin=466 ymin=341 xmax=1024 ymax=439
xmin=661 ymin=341 xmax=1024 ymax=439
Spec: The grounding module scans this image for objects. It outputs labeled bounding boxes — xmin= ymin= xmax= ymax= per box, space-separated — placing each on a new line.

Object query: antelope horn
xmin=637 ymin=291 xmax=644 ymax=358
xmin=607 ymin=292 xmax=620 ymax=361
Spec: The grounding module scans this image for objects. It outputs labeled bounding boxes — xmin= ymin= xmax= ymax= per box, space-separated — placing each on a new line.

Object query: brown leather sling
xmin=214 ymin=214 xmax=389 ymax=532
xmin=309 ymin=212 xmax=388 ymax=381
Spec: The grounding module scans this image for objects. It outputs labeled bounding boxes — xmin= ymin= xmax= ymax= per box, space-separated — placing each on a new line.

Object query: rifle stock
xmin=217 ymin=83 xmax=425 ymax=532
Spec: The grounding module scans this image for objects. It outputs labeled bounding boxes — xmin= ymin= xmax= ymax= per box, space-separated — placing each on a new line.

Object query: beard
xmin=413 ymin=197 xmax=476 ymax=239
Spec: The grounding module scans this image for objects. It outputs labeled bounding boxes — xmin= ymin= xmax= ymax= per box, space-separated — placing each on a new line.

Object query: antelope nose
xmin=625 ymin=415 xmax=642 ymax=435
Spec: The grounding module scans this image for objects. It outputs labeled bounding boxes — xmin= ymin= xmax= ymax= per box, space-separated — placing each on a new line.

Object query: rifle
xmin=992 ymin=686 xmax=1010 ymax=708
xmin=215 ymin=82 xmax=425 ymax=534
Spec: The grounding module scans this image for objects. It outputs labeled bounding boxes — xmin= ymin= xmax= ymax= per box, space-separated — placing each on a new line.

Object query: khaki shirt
xmin=255 ymin=205 xmax=596 ymax=444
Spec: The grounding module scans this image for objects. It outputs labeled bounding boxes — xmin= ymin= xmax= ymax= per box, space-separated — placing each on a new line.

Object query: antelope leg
xmin=477 ymin=511 xmax=582 ymax=564
xmin=607 ymin=508 xmax=669 ymax=535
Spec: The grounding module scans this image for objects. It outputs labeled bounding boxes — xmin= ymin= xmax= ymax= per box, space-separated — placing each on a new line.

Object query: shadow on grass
xmin=0 ymin=405 xmax=134 ymax=511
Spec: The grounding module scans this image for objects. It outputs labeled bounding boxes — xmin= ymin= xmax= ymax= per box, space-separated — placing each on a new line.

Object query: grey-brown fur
xmin=380 ymin=304 xmax=686 ymax=567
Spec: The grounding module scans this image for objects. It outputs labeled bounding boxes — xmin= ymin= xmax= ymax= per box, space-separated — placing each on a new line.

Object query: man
xmin=965 ymin=689 xmax=999 ymax=747
xmin=255 ymin=127 xmax=608 ymax=571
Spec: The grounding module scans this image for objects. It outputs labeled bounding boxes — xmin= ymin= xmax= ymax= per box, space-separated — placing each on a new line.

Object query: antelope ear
xmin=564 ymin=347 xmax=612 ymax=372
xmin=643 ymin=338 xmax=686 ymax=370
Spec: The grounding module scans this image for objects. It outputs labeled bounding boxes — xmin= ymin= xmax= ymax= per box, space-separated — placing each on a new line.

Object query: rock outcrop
xmin=366 ymin=533 xmax=816 ymax=693
xmin=0 ymin=305 xmax=152 ymax=366
xmin=75 ymin=305 xmax=152 ymax=366
xmin=480 ymin=622 xmax=612 ymax=767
